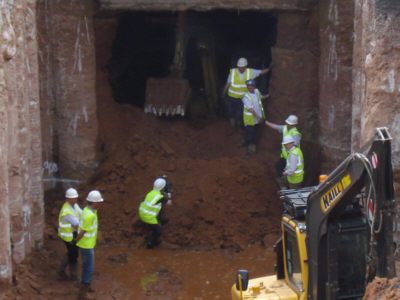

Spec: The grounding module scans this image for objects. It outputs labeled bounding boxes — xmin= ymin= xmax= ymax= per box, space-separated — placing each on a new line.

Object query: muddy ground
xmin=0 ymin=79 xmax=398 ymax=299
xmin=0 ymin=88 xmax=396 ymax=299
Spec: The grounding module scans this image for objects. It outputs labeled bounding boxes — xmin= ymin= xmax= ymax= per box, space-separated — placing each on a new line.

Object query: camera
xmin=162 ymin=174 xmax=172 ymax=197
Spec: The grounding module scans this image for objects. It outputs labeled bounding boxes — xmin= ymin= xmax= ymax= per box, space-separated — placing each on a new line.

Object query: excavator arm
xmin=305 ymin=127 xmax=395 ymax=300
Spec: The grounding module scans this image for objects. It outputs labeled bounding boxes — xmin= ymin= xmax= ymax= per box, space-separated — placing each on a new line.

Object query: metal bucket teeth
xmin=144 ymin=77 xmax=191 ymax=117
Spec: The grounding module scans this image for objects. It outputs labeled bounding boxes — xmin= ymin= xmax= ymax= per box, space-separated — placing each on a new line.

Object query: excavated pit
xmin=3 ymin=3 xmax=322 ymax=299
xmin=87 ymin=9 xmax=283 ymax=251
xmin=1 ymin=1 xmax=399 ymax=299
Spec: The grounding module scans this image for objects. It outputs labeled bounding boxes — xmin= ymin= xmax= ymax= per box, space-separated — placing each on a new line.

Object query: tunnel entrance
xmin=106 ymin=10 xmax=277 ymax=111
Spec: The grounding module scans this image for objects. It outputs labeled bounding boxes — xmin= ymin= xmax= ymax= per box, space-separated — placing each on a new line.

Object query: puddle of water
xmin=94 ymin=244 xmax=276 ymax=299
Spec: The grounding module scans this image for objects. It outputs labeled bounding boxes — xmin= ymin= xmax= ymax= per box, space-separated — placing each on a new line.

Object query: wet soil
xmin=1 ymin=72 xmax=398 ymax=300
xmin=0 ymin=66 xmax=284 ymax=299
xmin=1 ymin=240 xmax=276 ymax=299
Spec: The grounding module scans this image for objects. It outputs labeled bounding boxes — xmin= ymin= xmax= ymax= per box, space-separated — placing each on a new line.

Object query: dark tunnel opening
xmin=107 ymin=10 xmax=277 ymax=110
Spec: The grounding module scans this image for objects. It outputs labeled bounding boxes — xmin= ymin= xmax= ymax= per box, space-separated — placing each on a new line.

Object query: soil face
xmin=363 ymin=277 xmax=400 ymax=300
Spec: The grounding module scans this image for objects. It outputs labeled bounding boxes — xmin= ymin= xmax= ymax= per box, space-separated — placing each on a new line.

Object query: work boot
xmin=57 ymin=270 xmax=68 ymax=280
xmin=87 ymin=285 xmax=95 ymax=293
xmin=247 ymin=144 xmax=256 ymax=155
xmin=146 ymin=238 xmax=155 ymax=249
xmin=57 ymin=255 xmax=68 ymax=280
xmin=227 ymin=118 xmax=236 ymax=136
xmin=78 ymin=283 xmax=89 ymax=300
xmin=69 ymin=263 xmax=79 ymax=281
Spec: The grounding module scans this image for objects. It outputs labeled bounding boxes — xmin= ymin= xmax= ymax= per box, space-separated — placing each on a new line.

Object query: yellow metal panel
xmin=319 ymin=181 xmax=344 ymax=213
xmin=231 ymin=276 xmax=298 ymax=300
xmin=281 ymin=217 xmax=307 ymax=300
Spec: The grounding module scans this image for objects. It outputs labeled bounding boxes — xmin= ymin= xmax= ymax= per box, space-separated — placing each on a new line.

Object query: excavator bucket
xmin=144 ymin=77 xmax=191 ymax=117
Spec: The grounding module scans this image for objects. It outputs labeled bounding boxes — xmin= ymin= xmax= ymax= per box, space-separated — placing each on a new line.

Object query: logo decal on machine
xmin=371 ymin=152 xmax=378 ymax=169
xmin=367 ymin=197 xmax=374 ymax=223
xmin=320 ymin=174 xmax=351 ymax=213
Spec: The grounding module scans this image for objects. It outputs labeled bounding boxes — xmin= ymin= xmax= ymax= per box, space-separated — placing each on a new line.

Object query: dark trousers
xmin=146 ymin=224 xmax=162 ymax=248
xmin=275 ymin=158 xmax=286 ymax=175
xmin=59 ymin=234 xmax=79 ymax=277
xmin=244 ymin=123 xmax=262 ymax=146
xmin=226 ymin=96 xmax=243 ymax=126
xmin=64 ymin=240 xmax=79 ymax=264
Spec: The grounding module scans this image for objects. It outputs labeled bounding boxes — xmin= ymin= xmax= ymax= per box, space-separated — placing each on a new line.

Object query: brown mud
xmin=0 ymin=66 xmax=284 ymax=299
xmin=0 ymin=74 xmax=398 ymax=300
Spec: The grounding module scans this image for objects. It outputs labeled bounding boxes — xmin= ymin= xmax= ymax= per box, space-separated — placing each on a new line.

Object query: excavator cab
xmin=325 ymin=207 xmax=368 ymax=299
xmin=232 ymin=127 xmax=395 ymax=300
xmin=232 ymin=188 xmax=311 ymax=300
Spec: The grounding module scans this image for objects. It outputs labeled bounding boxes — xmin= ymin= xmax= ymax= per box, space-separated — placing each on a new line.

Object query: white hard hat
xmin=237 ymin=57 xmax=248 ymax=67
xmin=153 ymin=178 xmax=166 ymax=191
xmin=86 ymin=190 xmax=104 ymax=202
xmin=285 ymin=115 xmax=298 ymax=125
xmin=282 ymin=135 xmax=295 ymax=145
xmin=65 ymin=188 xmax=78 ymax=199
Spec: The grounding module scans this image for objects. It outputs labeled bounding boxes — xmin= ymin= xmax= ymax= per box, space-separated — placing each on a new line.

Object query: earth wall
xmin=0 ymin=0 xmax=43 ymax=281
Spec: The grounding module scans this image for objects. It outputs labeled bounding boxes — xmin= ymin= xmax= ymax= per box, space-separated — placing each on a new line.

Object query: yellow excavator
xmin=232 ymin=127 xmax=396 ymax=300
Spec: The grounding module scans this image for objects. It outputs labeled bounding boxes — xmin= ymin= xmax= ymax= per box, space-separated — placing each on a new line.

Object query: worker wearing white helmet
xmin=241 ymin=79 xmax=270 ymax=155
xmin=57 ymin=188 xmax=82 ymax=281
xmin=280 ymin=135 xmax=304 ymax=189
xmin=138 ymin=176 xmax=172 ymax=249
xmin=222 ymin=57 xmax=273 ymax=135
xmin=265 ymin=114 xmax=302 ymax=177
xmin=76 ymin=190 xmax=104 ymax=298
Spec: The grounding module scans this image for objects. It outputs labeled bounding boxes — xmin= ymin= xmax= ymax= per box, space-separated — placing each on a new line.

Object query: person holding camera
xmin=138 ymin=177 xmax=172 ymax=249
xmin=57 ymin=188 xmax=82 ymax=281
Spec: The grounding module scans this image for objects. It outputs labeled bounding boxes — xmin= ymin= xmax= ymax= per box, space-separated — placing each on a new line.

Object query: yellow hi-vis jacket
xmin=281 ymin=125 xmax=302 ymax=159
xmin=76 ymin=206 xmax=98 ymax=249
xmin=242 ymin=90 xmax=265 ymax=126
xmin=227 ymin=68 xmax=253 ymax=99
xmin=286 ymin=147 xmax=304 ymax=184
xmin=139 ymin=190 xmax=164 ymax=225
xmin=58 ymin=202 xmax=80 ymax=242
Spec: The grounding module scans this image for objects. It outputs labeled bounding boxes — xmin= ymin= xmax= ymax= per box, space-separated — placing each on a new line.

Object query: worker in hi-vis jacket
xmin=222 ymin=57 xmax=271 ymax=135
xmin=139 ymin=177 xmax=172 ymax=249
